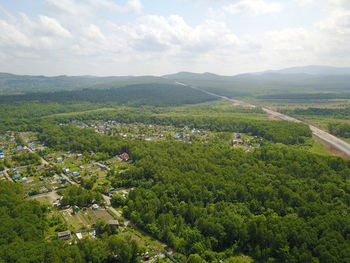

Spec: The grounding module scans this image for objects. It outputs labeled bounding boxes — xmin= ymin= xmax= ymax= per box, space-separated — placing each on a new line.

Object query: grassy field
xmin=43 ymin=100 xmax=268 ymax=121
xmin=255 ymin=98 xmax=350 ymax=110
xmin=308 ymin=139 xmax=334 ymax=156
xmin=30 ymin=191 xmax=60 ymax=205
xmin=121 ymin=226 xmax=166 ymax=254
xmin=61 ymin=208 xmax=114 ymax=230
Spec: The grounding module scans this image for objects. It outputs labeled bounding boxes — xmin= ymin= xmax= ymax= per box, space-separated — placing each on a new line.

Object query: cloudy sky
xmin=0 ymin=0 xmax=349 ymax=76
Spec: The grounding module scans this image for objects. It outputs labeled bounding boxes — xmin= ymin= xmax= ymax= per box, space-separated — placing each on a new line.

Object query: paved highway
xmin=262 ymin=107 xmax=350 ymax=157
xmin=174 ymin=81 xmax=350 ymax=158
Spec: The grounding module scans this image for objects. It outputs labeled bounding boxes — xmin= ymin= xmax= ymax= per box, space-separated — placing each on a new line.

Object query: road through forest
xmin=174 ymin=81 xmax=350 ymax=158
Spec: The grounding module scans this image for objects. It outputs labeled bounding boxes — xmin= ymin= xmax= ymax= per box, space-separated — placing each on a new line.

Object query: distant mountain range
xmin=1 ymin=65 xmax=350 ymax=96
xmin=257 ymin=65 xmax=350 ymax=76
xmin=163 ymin=66 xmax=350 ymax=96
xmin=0 ymin=73 xmax=171 ymax=94
xmin=164 ymin=65 xmax=350 ymax=80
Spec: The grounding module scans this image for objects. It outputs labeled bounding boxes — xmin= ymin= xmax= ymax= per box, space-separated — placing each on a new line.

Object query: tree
xmin=187 ymin=254 xmax=207 ymax=263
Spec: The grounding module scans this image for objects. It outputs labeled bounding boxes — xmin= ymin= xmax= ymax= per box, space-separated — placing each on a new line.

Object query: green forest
xmin=0 ymin=84 xmax=215 ymax=106
xmin=0 ymin=181 xmax=140 ymax=263
xmin=0 ymin=83 xmax=349 ymax=263
xmin=35 ymin=123 xmax=350 ymax=263
xmin=282 ymin=107 xmax=350 ymax=119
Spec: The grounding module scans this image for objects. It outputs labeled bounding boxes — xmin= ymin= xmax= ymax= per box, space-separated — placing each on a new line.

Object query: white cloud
xmin=266 ymin=28 xmax=310 ymax=52
xmin=126 ymin=0 xmax=143 ymax=14
xmin=89 ymin=0 xmax=142 ymax=14
xmin=45 ymin=0 xmax=142 ymax=17
xmin=0 ymin=20 xmax=31 ymax=47
xmin=45 ymin=0 xmax=89 ymax=16
xmin=316 ymin=9 xmax=350 ymax=34
xmin=258 ymin=27 xmax=315 ymax=66
xmin=255 ymin=7 xmax=350 ymax=68
xmin=296 ymin=0 xmax=350 ymax=9
xmin=83 ymin=24 xmax=106 ymax=41
xmin=39 ymin=15 xmax=71 ymax=37
xmin=119 ymin=15 xmax=240 ymax=54
xmin=221 ymin=0 xmax=281 ymax=16
xmin=1 ymin=0 xmax=350 ymax=75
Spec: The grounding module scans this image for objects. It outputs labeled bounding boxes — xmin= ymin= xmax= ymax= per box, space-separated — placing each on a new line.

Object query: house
xmin=56 ymin=157 xmax=63 ymax=163
xmin=16 ymin=145 xmax=23 ymax=151
xmin=93 ymin=163 xmax=108 ymax=170
xmin=21 ymin=177 xmax=28 ymax=183
xmin=107 ymin=220 xmax=119 ymax=226
xmin=72 ymin=171 xmax=79 ymax=176
xmin=0 ymin=153 xmax=4 ymax=159
xmin=76 ymin=233 xmax=83 ymax=240
xmin=14 ymin=174 xmax=21 ymax=179
xmin=118 ymin=152 xmax=129 ymax=160
xmin=57 ymin=231 xmax=71 ymax=240
xmin=53 ymin=174 xmax=60 ymax=180
xmin=28 ymin=144 xmax=36 ymax=149
xmin=92 ymin=204 xmax=99 ymax=210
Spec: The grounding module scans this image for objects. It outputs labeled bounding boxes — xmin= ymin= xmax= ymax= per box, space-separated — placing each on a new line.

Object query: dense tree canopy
xmin=0 ymin=85 xmax=348 ymax=262
xmin=282 ymin=107 xmax=350 ymax=119
xmin=0 ymin=181 xmax=139 ymax=263
xmin=0 ymin=84 xmax=216 ymax=107
xmin=329 ymin=122 xmax=350 ymax=138
xmin=35 ymin=123 xmax=350 ymax=262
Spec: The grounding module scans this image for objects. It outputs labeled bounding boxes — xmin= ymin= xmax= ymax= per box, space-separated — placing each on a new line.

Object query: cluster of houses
xmin=0 ymin=132 xmax=46 ymax=162
xmin=70 ymin=120 xmax=212 ymax=143
xmin=232 ymin=133 xmax=262 ymax=149
xmin=13 ymin=173 xmax=28 ymax=183
xmin=57 ymin=229 xmax=96 ymax=241
xmin=57 ymin=219 xmax=120 ymax=241
xmin=1 ymin=132 xmax=170 ymax=260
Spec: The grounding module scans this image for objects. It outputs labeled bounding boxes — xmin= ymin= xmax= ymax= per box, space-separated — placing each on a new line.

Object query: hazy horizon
xmin=2 ymin=64 xmax=350 ymax=78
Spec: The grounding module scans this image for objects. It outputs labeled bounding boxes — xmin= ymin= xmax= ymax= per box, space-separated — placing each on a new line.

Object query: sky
xmin=0 ymin=0 xmax=350 ymax=76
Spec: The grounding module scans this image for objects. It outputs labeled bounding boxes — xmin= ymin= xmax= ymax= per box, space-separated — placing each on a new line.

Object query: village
xmin=72 ymin=120 xmax=263 ymax=149
xmin=0 ymin=125 xmax=262 ymax=262
xmin=73 ymin=120 xmax=213 ymax=143
xmin=0 ymin=131 xmax=169 ymax=262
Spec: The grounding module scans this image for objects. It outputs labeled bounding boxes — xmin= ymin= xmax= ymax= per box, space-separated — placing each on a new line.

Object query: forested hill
xmin=0 ymin=83 xmax=217 ymax=107
xmin=0 ymin=73 xmax=172 ymax=94
xmin=164 ymin=70 xmax=350 ymax=97
xmin=3 ymin=66 xmax=350 ymax=97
